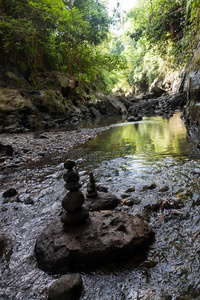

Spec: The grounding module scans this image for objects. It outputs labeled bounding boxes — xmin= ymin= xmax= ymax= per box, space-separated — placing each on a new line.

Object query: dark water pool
xmin=0 ymin=113 xmax=200 ymax=299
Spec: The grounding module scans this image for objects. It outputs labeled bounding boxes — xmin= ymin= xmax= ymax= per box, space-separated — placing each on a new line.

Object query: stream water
xmin=0 ymin=112 xmax=200 ymax=300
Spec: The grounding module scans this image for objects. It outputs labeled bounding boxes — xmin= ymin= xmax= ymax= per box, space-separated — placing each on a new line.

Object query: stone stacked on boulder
xmin=60 ymin=160 xmax=89 ymax=226
xmin=84 ymin=172 xmax=120 ymax=211
xmin=86 ymin=172 xmax=98 ymax=198
xmin=35 ymin=160 xmax=155 ymax=274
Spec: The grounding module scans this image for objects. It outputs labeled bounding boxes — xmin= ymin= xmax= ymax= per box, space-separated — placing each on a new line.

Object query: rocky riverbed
xmin=0 ymin=113 xmax=200 ymax=300
xmin=0 ymin=126 xmax=111 ymax=171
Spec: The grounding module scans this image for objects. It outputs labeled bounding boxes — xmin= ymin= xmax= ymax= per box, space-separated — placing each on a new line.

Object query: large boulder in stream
xmin=35 ymin=211 xmax=154 ymax=273
xmin=87 ymin=93 xmax=127 ymax=116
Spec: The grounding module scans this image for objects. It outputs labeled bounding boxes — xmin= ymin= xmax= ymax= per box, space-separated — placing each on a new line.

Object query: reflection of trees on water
xmin=86 ymin=113 xmax=188 ymax=160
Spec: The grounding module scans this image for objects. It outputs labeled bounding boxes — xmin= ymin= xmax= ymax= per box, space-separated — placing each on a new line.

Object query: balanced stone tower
xmin=86 ymin=172 xmax=98 ymax=198
xmin=60 ymin=159 xmax=89 ymax=225
xmin=35 ymin=159 xmax=155 ymax=274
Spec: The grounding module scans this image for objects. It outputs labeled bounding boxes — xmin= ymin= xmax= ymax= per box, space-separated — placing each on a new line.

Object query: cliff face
xmin=0 ymin=67 xmax=128 ymax=133
xmin=182 ymin=46 xmax=200 ymax=144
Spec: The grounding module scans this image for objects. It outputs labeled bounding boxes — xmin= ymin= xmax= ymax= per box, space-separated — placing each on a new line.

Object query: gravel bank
xmin=0 ymin=127 xmax=109 ymax=170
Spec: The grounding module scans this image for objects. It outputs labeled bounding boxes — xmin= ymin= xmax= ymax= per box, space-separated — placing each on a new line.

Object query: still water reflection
xmin=72 ymin=113 xmax=189 ymax=169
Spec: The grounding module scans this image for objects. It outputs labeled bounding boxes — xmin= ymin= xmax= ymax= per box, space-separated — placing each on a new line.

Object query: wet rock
xmin=142 ymin=260 xmax=158 ymax=268
xmin=0 ymin=143 xmax=14 ymax=156
xmin=175 ymin=190 xmax=193 ymax=199
xmin=161 ymin=198 xmax=184 ymax=210
xmin=38 ymin=152 xmax=45 ymax=157
xmin=125 ymin=186 xmax=135 ymax=193
xmin=62 ymin=191 xmax=85 ymax=212
xmin=159 ymin=186 xmax=169 ymax=193
xmin=0 ymin=157 xmax=5 ymax=163
xmin=5 ymin=163 xmax=22 ymax=169
xmin=3 ymin=195 xmax=22 ymax=204
xmin=4 ymin=124 xmax=25 ymax=133
xmin=48 ymin=274 xmax=82 ymax=300
xmin=24 ymin=197 xmax=34 ymax=205
xmin=193 ymin=197 xmax=200 ymax=207
xmin=120 ymin=193 xmax=130 ymax=199
xmin=0 ymin=235 xmax=6 ymax=256
xmin=142 ymin=183 xmax=157 ymax=191
xmin=63 ymin=170 xmax=80 ymax=183
xmin=84 ymin=192 xmax=120 ymax=211
xmin=35 ymin=211 xmax=154 ymax=273
xmin=163 ymin=210 xmax=188 ymax=221
xmin=3 ymin=188 xmax=17 ymax=198
xmin=122 ymin=199 xmax=134 ymax=207
xmin=60 ymin=208 xmax=89 ymax=225
xmin=38 ymin=134 xmax=48 ymax=139
xmin=132 ymin=197 xmax=142 ymax=205
xmin=61 ymin=159 xmax=88 ymax=225
xmin=127 ymin=116 xmax=142 ymax=122
xmin=86 ymin=172 xmax=98 ymax=198
xmin=64 ymin=160 xmax=76 ymax=170
xmin=65 ymin=182 xmax=82 ymax=191
xmin=144 ymin=200 xmax=162 ymax=212
xmin=97 ymin=185 xmax=108 ymax=193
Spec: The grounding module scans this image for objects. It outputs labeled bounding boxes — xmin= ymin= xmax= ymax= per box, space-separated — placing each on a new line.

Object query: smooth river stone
xmin=64 ymin=160 xmax=76 ymax=170
xmin=62 ymin=190 xmax=84 ymax=211
xmin=60 ymin=208 xmax=89 ymax=225
xmin=63 ymin=170 xmax=79 ymax=183
xmin=35 ymin=211 xmax=154 ymax=273
xmin=48 ymin=274 xmax=82 ymax=300
xmin=64 ymin=182 xmax=82 ymax=191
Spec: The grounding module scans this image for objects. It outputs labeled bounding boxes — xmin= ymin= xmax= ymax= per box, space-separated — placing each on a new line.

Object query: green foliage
xmin=1 ymin=0 xmax=199 ymax=94
xmin=121 ymin=0 xmax=200 ymax=91
xmin=0 ymin=0 xmax=116 ymax=90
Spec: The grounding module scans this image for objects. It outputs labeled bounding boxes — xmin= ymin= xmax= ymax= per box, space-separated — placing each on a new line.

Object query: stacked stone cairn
xmin=86 ymin=172 xmax=98 ymax=198
xmin=60 ymin=159 xmax=89 ymax=225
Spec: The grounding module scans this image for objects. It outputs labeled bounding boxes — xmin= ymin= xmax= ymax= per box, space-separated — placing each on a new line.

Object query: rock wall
xmin=181 ymin=45 xmax=200 ymax=144
xmin=0 ymin=67 xmax=128 ymax=133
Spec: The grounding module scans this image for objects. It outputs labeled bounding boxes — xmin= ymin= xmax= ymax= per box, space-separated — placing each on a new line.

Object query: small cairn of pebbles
xmin=60 ymin=160 xmax=89 ymax=226
xmin=86 ymin=172 xmax=98 ymax=198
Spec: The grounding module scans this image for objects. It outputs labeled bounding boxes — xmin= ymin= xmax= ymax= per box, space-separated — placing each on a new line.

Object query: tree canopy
xmin=0 ymin=0 xmax=199 ymax=93
xmin=120 ymin=0 xmax=200 ymax=91
xmin=0 ymin=0 xmax=121 ymax=90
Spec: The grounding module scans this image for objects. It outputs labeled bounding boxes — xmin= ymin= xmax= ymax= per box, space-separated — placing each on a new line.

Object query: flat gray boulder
xmin=35 ymin=211 xmax=154 ymax=273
